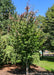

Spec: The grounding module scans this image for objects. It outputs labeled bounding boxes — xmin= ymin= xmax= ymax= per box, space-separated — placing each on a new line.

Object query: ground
xmin=0 ymin=64 xmax=50 ymax=75
xmin=0 ymin=56 xmax=54 ymax=75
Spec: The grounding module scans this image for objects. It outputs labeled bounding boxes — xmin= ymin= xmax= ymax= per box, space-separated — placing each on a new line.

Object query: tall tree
xmin=44 ymin=5 xmax=54 ymax=51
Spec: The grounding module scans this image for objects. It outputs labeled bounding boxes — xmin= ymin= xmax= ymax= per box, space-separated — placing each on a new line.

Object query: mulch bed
xmin=0 ymin=64 xmax=53 ymax=75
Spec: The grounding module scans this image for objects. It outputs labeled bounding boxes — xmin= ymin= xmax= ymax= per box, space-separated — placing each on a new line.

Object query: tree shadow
xmin=8 ymin=68 xmax=26 ymax=75
xmin=8 ymin=67 xmax=54 ymax=75
xmin=40 ymin=56 xmax=54 ymax=62
xmin=7 ymin=65 xmax=36 ymax=75
xmin=7 ymin=64 xmax=51 ymax=75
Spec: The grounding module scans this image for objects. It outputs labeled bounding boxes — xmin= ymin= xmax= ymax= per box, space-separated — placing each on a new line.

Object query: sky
xmin=12 ymin=0 xmax=54 ymax=16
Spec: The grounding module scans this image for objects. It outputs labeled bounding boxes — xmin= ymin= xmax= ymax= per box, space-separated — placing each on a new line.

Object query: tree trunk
xmin=42 ymin=50 xmax=43 ymax=58
xmin=26 ymin=61 xmax=29 ymax=75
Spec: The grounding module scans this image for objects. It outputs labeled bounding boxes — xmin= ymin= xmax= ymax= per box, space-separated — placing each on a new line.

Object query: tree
xmin=0 ymin=0 xmax=15 ymax=20
xmin=44 ymin=5 xmax=54 ymax=51
xmin=36 ymin=15 xmax=45 ymax=29
xmin=36 ymin=15 xmax=47 ymax=57
xmin=0 ymin=34 xmax=16 ymax=64
xmin=10 ymin=6 xmax=47 ymax=75
xmin=0 ymin=0 xmax=16 ymax=34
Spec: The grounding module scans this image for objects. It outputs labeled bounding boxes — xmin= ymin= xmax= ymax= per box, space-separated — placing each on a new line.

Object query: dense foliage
xmin=0 ymin=0 xmax=15 ymax=34
xmin=0 ymin=0 xmax=53 ymax=71
xmin=44 ymin=5 xmax=54 ymax=51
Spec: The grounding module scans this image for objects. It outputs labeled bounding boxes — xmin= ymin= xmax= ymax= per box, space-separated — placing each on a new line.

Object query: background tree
xmin=0 ymin=0 xmax=17 ymax=65
xmin=36 ymin=15 xmax=47 ymax=57
xmin=36 ymin=15 xmax=45 ymax=29
xmin=0 ymin=0 xmax=16 ymax=34
xmin=44 ymin=5 xmax=54 ymax=51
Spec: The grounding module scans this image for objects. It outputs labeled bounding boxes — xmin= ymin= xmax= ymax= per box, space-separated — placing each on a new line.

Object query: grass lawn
xmin=33 ymin=55 xmax=54 ymax=72
xmin=37 ymin=60 xmax=54 ymax=72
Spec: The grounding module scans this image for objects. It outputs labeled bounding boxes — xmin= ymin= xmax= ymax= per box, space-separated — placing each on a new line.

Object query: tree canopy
xmin=44 ymin=5 xmax=54 ymax=51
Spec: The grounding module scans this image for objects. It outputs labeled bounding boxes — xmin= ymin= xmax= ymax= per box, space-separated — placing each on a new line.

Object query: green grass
xmin=37 ymin=60 xmax=54 ymax=72
xmin=33 ymin=56 xmax=54 ymax=72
